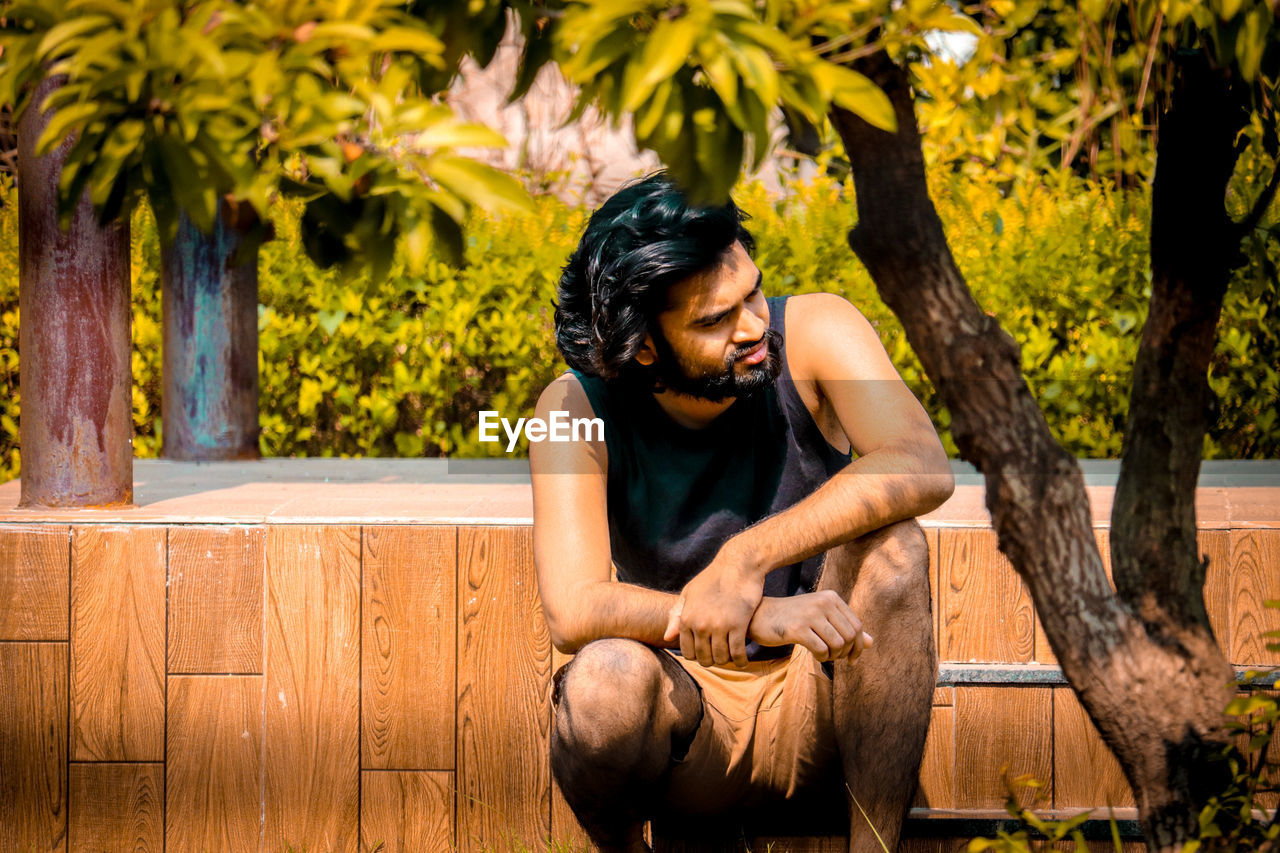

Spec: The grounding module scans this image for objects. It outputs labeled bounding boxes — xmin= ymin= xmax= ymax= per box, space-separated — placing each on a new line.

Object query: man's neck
xmin=650 ymin=389 xmax=738 ymax=430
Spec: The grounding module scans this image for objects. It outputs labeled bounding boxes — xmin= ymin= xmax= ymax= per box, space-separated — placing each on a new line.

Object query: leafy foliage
xmin=1 ymin=164 xmax=1277 ymax=481
xmin=0 ymin=0 xmax=531 ymax=276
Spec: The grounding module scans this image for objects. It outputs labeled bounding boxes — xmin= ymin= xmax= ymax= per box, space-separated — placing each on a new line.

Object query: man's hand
xmin=748 ymin=592 xmax=874 ymax=662
xmin=663 ymin=542 xmax=764 ymax=668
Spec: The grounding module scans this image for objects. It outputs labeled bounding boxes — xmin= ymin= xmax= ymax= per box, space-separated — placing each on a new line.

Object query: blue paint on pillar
xmin=160 ymin=201 xmax=260 ymax=460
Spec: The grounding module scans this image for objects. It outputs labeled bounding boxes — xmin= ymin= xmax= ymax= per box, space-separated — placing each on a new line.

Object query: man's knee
xmin=830 ymin=518 xmax=929 ymax=614
xmin=553 ymin=638 xmax=666 ymax=764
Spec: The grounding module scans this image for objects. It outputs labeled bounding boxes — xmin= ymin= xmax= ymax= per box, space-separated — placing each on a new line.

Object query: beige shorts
xmin=661 ymin=645 xmax=842 ymax=816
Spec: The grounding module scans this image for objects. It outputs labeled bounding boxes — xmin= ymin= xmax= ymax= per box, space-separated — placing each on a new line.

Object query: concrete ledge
xmin=0 ymin=459 xmax=1277 ymax=527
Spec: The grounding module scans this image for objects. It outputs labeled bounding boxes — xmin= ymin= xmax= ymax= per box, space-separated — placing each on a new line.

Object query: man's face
xmin=642 ymin=241 xmax=782 ymax=402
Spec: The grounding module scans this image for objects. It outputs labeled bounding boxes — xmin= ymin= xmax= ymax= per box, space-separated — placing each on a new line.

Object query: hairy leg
xmin=817 ymin=519 xmax=938 ymax=853
xmin=551 ymin=638 xmax=704 ymax=853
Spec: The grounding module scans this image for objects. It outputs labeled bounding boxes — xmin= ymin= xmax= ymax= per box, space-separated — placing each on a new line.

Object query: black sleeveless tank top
xmin=571 ymin=295 xmax=853 ymax=659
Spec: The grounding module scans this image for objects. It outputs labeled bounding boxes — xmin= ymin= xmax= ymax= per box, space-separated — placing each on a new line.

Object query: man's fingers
xmin=729 ymin=630 xmax=749 ymax=668
xmin=800 ymin=629 xmax=832 ymax=662
xmin=711 ymin=633 xmax=731 ymax=667
xmin=664 ymin=598 xmax=685 ymax=643
xmin=812 ymin=620 xmax=846 ymax=660
xmin=694 ymin=631 xmax=715 ymax=668
xmin=679 ymin=626 xmax=696 ymax=662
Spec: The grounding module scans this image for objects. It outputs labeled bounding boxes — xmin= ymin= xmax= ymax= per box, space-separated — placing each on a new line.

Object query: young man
xmin=530 ymin=174 xmax=954 ymax=853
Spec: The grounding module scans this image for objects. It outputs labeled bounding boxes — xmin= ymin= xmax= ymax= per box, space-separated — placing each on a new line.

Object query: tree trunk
xmin=17 ymin=75 xmax=133 ymax=507
xmin=827 ymin=48 xmax=1240 ymax=851
xmin=159 ymin=201 xmax=261 ymax=460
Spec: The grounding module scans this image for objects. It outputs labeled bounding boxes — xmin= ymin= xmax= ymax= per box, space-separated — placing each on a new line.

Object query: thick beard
xmin=647 ymin=328 xmax=784 ymax=403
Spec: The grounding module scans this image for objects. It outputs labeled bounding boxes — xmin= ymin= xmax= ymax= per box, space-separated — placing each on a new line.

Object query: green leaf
xmin=621 ymin=16 xmax=701 ymax=113
xmin=36 ymin=15 xmax=113 ymax=61
xmin=812 ymin=63 xmax=896 ymax=133
xmin=428 ymin=156 xmax=533 ymax=215
xmin=34 ymin=100 xmax=101 ymax=156
xmin=370 ymin=27 xmax=445 ymax=59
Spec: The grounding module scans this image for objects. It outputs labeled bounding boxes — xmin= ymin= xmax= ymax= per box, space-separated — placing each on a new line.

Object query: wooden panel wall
xmin=0 ymin=519 xmax=1275 ymax=851
xmin=263 ymin=525 xmax=362 ymax=853
xmin=457 ymin=525 xmax=553 ymax=852
xmin=71 ymin=526 xmax=166 ymax=763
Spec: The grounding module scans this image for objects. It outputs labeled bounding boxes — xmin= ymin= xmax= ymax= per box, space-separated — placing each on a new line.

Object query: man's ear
xmin=634 ymin=334 xmax=657 ymax=366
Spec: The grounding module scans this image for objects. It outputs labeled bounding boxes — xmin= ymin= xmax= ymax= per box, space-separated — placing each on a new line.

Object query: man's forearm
xmin=730 ymin=441 xmax=954 ymax=578
xmin=550 ymin=580 xmax=678 ymax=654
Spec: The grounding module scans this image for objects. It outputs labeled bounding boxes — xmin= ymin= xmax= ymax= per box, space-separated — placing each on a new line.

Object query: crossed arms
xmin=531 ymin=294 xmax=954 ymax=667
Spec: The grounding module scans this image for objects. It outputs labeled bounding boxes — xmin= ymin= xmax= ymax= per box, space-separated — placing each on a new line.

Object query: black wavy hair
xmin=554 ymin=172 xmax=755 ymax=381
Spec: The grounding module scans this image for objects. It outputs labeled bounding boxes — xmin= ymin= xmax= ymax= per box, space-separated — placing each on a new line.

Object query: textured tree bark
xmin=827 ymin=48 xmax=1240 ymax=851
xmin=17 ymin=75 xmax=133 ymax=507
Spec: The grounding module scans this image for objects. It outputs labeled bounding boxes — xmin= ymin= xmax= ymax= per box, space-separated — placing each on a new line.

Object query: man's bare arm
xmin=532 ymin=372 xmax=870 ymax=660
xmin=667 ymin=293 xmax=954 ymax=665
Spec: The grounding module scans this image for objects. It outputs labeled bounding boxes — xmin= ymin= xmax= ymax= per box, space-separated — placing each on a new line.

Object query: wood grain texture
xmin=264 ymin=525 xmax=361 ymax=853
xmin=748 ymin=838 xmax=848 ymax=852
xmin=1199 ymin=530 xmax=1233 ymax=656
xmin=550 ymin=647 xmax=593 ymax=852
xmin=0 ymin=524 xmax=69 ymax=640
xmin=941 ymin=530 xmax=1035 ymax=663
xmin=926 ymin=527 xmax=939 ymax=654
xmin=1228 ymin=530 xmax=1280 ymax=666
xmin=457 ymin=526 xmax=552 ymax=853
xmin=916 ymin=704 xmax=956 ymax=809
xmin=899 ymin=839 xmax=970 ymax=853
xmin=1035 ymin=531 xmax=1111 ymax=664
xmin=70 ymin=763 xmax=163 ymax=853
xmin=1250 ymin=688 xmax=1278 ymax=811
xmin=0 ymin=642 xmax=68 ymax=852
xmin=360 ymin=770 xmax=454 ymax=852
xmin=1052 ymin=687 xmax=1134 ymax=808
xmin=954 ymin=686 xmax=1052 ymax=809
xmin=361 ymin=525 xmax=456 ymax=770
xmin=71 ymin=526 xmax=165 ymax=762
xmin=168 ymin=526 xmax=264 ymax=674
xmin=166 ymin=675 xmax=263 ymax=853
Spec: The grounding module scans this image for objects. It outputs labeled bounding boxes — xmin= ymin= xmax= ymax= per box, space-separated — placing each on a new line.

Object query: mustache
xmin=731 ymin=329 xmax=783 ymax=361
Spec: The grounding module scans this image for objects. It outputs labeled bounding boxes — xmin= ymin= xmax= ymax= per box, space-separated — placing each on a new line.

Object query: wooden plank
xmin=166 ymin=675 xmax=263 ymax=853
xmin=0 ymin=642 xmax=68 ymax=852
xmin=932 ymin=686 xmax=954 ymax=707
xmin=457 ymin=526 xmax=552 ymax=852
xmin=69 ymin=763 xmax=163 ymax=853
xmin=940 ymin=530 xmax=1035 ymax=663
xmin=0 ymin=524 xmax=69 ymax=641
xmin=550 ymin=647 xmax=592 ymax=852
xmin=748 ymin=838 xmax=847 ymax=852
xmin=264 ymin=525 xmax=361 ymax=853
xmin=168 ymin=526 xmax=264 ymax=674
xmin=954 ymin=686 xmax=1052 ymax=809
xmin=916 ymin=704 xmax=956 ymax=809
xmin=1052 ymin=687 xmax=1134 ymax=808
xmin=360 ymin=770 xmax=454 ymax=852
xmin=1199 ymin=530 xmax=1233 ymax=656
xmin=926 ymin=527 xmax=939 ymax=658
xmin=900 ymin=840 xmax=970 ymax=853
xmin=1228 ymin=530 xmax=1280 ymax=666
xmin=71 ymin=526 xmax=165 ymax=762
xmin=1036 ymin=530 xmax=1111 ymax=665
xmin=362 ymin=525 xmax=456 ymax=770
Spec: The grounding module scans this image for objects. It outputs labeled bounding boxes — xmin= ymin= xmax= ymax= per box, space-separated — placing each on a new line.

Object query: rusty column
xmin=17 ymin=76 xmax=133 ymax=507
xmin=159 ymin=203 xmax=260 ymax=459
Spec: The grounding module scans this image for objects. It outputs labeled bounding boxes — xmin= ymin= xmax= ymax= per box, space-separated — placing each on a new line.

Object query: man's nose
xmin=733 ymin=303 xmax=767 ymax=343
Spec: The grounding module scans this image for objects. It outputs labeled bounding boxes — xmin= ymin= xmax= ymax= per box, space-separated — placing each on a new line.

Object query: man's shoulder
xmin=536 ymin=371 xmax=599 ymax=421
xmin=780 ymin=293 xmax=882 ymax=381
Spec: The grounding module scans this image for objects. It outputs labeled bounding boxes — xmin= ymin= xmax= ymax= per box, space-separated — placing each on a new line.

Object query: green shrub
xmin=1 ymin=166 xmax=1277 ymax=484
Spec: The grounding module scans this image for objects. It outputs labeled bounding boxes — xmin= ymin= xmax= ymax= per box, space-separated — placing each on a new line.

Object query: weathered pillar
xmin=17 ymin=76 xmax=133 ymax=507
xmin=159 ymin=204 xmax=260 ymax=459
